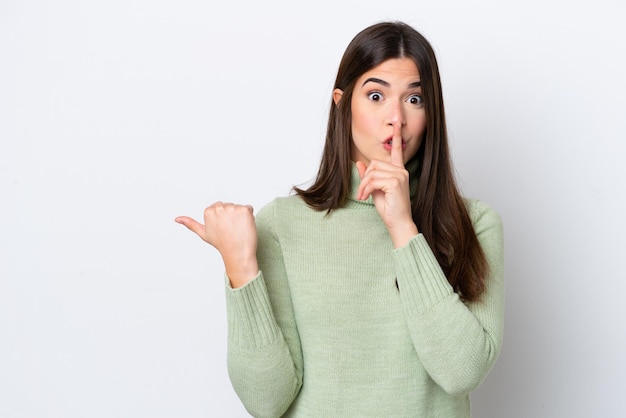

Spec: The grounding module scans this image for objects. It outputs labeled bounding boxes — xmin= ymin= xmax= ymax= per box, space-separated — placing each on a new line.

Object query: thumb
xmin=356 ymin=161 xmax=368 ymax=180
xmin=175 ymin=216 xmax=206 ymax=240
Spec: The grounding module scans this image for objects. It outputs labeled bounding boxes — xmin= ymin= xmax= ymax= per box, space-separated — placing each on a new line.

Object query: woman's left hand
xmin=356 ymin=122 xmax=419 ymax=248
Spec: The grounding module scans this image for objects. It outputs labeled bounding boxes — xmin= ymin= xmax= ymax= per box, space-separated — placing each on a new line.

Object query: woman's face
xmin=334 ymin=57 xmax=426 ymax=166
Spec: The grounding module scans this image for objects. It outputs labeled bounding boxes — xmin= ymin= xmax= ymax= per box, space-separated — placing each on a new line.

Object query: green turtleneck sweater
xmin=225 ymin=167 xmax=504 ymax=418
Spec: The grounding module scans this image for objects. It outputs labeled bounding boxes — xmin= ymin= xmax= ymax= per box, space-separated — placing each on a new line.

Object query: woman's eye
xmin=368 ymin=92 xmax=383 ymax=102
xmin=407 ymin=94 xmax=423 ymax=106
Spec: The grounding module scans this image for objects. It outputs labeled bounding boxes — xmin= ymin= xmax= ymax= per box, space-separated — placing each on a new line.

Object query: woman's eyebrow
xmin=361 ymin=77 xmax=422 ymax=88
xmin=362 ymin=77 xmax=390 ymax=87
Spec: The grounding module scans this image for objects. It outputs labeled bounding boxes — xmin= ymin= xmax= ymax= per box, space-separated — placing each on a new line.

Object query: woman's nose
xmin=387 ymin=101 xmax=406 ymax=126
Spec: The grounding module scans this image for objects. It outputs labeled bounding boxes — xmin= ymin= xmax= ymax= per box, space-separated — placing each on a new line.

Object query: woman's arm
xmin=176 ymin=201 xmax=303 ymax=417
xmin=394 ymin=200 xmax=504 ymax=395
xmin=225 ymin=201 xmax=303 ymax=417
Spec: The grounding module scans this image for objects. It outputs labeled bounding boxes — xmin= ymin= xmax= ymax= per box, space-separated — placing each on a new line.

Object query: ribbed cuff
xmin=225 ymin=272 xmax=282 ymax=350
xmin=394 ymin=234 xmax=454 ymax=315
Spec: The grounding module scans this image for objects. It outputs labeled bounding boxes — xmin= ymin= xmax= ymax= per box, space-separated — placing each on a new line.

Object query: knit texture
xmin=225 ymin=165 xmax=504 ymax=418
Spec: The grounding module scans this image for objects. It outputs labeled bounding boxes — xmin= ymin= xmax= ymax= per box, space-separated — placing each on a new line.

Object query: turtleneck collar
xmin=346 ymin=157 xmax=420 ymax=207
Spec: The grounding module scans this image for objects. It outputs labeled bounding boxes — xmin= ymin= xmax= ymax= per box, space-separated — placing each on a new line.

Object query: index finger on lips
xmin=390 ymin=121 xmax=403 ymax=167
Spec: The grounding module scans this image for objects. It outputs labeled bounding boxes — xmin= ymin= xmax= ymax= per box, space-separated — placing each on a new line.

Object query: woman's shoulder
xmin=255 ymin=195 xmax=310 ymax=223
xmin=463 ymin=198 xmax=503 ymax=233
xmin=258 ymin=194 xmax=307 ymax=211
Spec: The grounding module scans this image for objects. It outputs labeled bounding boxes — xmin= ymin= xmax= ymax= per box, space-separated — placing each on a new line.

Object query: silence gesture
xmin=355 ymin=122 xmax=419 ymax=248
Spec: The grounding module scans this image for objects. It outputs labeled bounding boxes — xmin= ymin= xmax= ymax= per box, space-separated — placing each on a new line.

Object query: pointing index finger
xmin=390 ymin=122 xmax=403 ymax=167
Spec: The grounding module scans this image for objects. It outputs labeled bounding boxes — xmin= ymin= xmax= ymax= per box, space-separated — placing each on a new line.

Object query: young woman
xmin=176 ymin=21 xmax=504 ymax=418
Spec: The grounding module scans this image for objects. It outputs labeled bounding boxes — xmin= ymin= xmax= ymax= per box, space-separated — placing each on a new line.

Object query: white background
xmin=1 ymin=0 xmax=625 ymax=417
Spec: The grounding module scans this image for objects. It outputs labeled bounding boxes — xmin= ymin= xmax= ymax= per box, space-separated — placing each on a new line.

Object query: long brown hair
xmin=294 ymin=21 xmax=488 ymax=301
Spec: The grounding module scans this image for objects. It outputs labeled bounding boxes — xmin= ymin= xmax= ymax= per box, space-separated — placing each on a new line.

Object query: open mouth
xmin=384 ymin=138 xmax=407 ymax=150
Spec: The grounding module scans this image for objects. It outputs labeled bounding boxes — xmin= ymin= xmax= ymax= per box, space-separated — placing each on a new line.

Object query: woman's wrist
xmin=225 ymin=257 xmax=259 ymax=289
xmin=389 ymin=221 xmax=419 ymax=249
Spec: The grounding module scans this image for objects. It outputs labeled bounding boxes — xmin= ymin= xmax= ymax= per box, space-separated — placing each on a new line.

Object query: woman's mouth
xmin=383 ymin=138 xmax=407 ymax=150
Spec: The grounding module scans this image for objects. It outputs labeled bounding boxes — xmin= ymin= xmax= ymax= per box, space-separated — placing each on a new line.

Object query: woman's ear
xmin=333 ymin=88 xmax=344 ymax=105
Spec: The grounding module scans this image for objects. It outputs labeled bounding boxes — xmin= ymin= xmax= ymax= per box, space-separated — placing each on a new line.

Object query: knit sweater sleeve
xmin=225 ymin=200 xmax=303 ymax=418
xmin=393 ymin=199 xmax=504 ymax=395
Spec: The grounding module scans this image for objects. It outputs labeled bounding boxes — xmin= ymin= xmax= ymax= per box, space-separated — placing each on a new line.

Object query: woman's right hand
xmin=175 ymin=202 xmax=259 ymax=288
